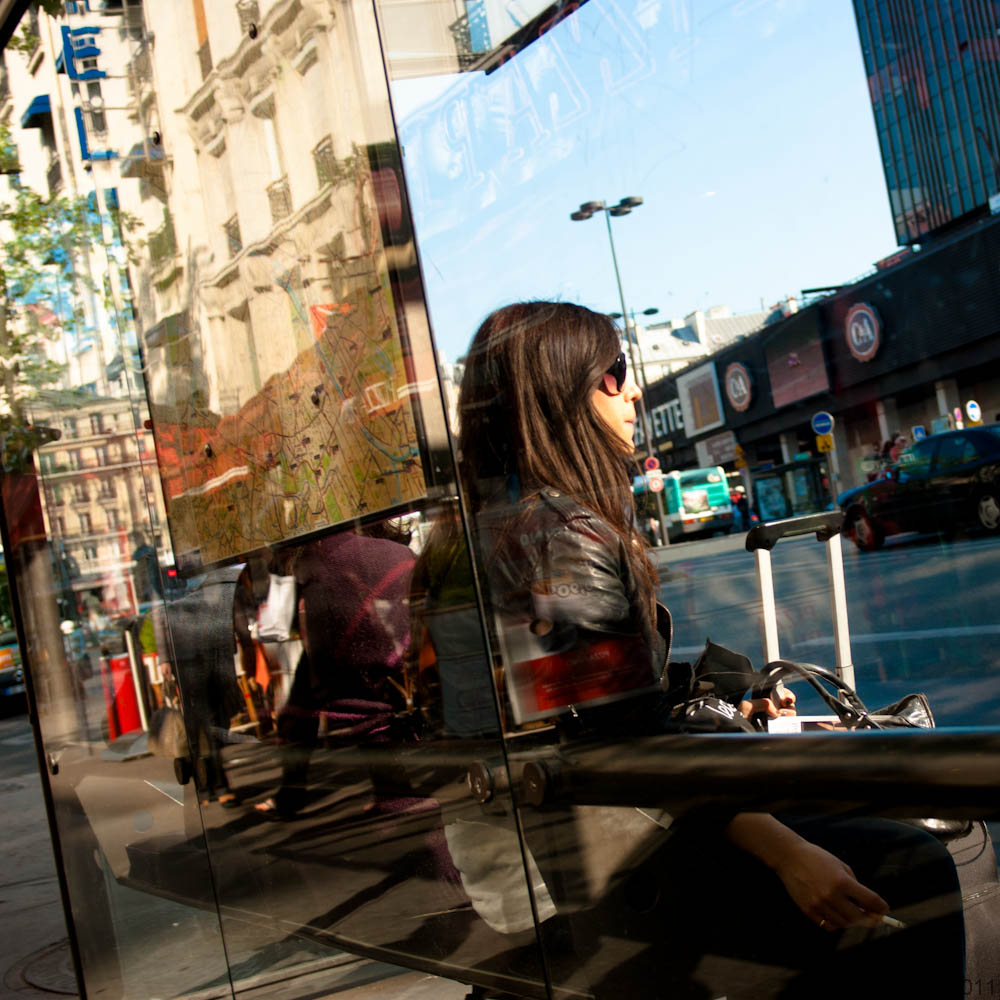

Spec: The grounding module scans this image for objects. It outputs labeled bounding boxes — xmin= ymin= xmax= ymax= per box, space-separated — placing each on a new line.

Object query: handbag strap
xmin=752 ymin=659 xmax=880 ymax=730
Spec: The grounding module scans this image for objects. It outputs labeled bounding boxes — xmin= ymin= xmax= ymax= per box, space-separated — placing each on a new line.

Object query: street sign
xmin=912 ymin=425 xmax=926 ymax=440
xmin=954 ymin=407 xmax=965 ymax=430
xmin=967 ymin=399 xmax=982 ymax=424
xmin=644 ymin=456 xmax=660 ymax=472
xmin=811 ymin=411 xmax=834 ymax=435
xmin=648 ymin=474 xmax=664 ymax=493
xmin=816 ymin=433 xmax=834 ymax=453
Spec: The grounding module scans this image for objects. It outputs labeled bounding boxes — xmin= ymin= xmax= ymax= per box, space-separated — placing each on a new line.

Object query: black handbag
xmin=661 ymin=639 xmax=764 ymax=734
xmin=751 ymin=658 xmax=935 ymax=731
xmin=662 ymin=639 xmax=936 ymax=736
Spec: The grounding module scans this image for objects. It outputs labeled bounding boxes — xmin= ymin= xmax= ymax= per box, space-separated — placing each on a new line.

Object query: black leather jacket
xmin=477 ymin=487 xmax=670 ymax=732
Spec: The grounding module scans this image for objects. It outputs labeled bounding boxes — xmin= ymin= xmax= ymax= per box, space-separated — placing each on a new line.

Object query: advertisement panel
xmin=765 ymin=316 xmax=830 ymax=408
xmin=676 ymin=362 xmax=725 ymax=437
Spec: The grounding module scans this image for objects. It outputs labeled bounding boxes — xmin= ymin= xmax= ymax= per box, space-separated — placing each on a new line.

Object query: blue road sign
xmin=811 ymin=411 xmax=834 ymax=435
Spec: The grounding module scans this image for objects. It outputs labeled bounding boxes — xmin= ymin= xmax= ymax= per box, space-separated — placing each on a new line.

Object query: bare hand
xmin=774 ymin=841 xmax=889 ymax=931
xmin=739 ymin=691 xmax=796 ymax=720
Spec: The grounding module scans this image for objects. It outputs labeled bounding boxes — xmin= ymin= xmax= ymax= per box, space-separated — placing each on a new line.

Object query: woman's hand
xmin=738 ymin=685 xmax=796 ymax=721
xmin=725 ymin=813 xmax=888 ymax=931
xmin=772 ymin=840 xmax=889 ymax=931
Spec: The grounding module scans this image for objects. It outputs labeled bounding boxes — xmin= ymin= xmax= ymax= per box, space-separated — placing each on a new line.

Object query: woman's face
xmin=591 ymin=358 xmax=642 ymax=449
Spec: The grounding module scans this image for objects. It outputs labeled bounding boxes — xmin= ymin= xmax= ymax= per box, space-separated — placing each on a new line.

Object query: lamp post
xmin=571 ymin=198 xmax=670 ymax=545
xmin=608 ymin=306 xmax=659 ymax=393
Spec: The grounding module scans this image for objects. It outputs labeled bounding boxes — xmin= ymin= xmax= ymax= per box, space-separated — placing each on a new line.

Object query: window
xmin=85 ymin=81 xmax=107 ymax=135
xmin=78 ymin=512 xmax=92 ymax=533
xmin=935 ymin=434 xmax=978 ymax=470
xmin=90 ymin=414 xmax=104 ymax=434
xmin=898 ymin=439 xmax=935 ymax=479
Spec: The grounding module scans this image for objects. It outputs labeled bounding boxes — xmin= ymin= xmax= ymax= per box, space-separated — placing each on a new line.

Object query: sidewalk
xmin=1 ymin=709 xmax=78 ymax=999
xmin=0 ymin=709 xmax=468 ymax=1000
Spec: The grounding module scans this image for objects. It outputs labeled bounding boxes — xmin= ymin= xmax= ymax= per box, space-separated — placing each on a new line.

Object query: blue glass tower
xmin=854 ymin=0 xmax=1000 ymax=245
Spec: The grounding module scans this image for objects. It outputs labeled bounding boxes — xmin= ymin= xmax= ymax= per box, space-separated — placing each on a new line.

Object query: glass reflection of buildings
xmin=1 ymin=0 xmax=467 ymax=625
xmin=854 ymin=0 xmax=1000 ymax=244
xmin=3 ymin=0 xmax=168 ymax=626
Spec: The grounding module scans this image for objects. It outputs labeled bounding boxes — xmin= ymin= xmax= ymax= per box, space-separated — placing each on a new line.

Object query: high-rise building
xmin=853 ymin=0 xmax=1000 ymax=245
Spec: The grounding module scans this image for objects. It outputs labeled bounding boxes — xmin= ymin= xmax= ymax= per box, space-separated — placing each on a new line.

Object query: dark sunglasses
xmin=600 ymin=352 xmax=628 ymax=395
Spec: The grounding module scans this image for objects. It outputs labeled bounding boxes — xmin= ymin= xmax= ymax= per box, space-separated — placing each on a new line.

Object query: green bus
xmin=660 ymin=466 xmax=735 ymax=542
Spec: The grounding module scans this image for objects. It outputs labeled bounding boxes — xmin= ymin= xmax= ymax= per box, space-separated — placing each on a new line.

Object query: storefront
xmin=641 ymin=216 xmax=1000 ymax=513
xmin=1 ymin=2 xmax=1000 ymax=998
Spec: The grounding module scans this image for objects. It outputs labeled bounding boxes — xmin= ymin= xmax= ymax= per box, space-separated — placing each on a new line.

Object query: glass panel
xmin=1 ymin=1 xmax=537 ymax=998
xmin=378 ymin=0 xmax=999 ymax=997
xmin=0 ymin=5 xmax=238 ymax=998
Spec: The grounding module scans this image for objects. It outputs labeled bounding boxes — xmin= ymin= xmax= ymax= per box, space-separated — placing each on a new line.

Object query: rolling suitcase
xmin=746 ymin=512 xmax=1000 ymax=985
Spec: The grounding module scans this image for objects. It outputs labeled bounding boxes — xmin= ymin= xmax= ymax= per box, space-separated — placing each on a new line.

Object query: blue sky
xmin=391 ymin=0 xmax=897 ymax=362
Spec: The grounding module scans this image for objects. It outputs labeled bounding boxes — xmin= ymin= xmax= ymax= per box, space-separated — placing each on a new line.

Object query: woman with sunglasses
xmin=446 ymin=300 xmax=963 ymax=998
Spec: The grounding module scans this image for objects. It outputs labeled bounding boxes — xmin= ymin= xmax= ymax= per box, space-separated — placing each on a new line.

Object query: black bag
xmin=661 ymin=639 xmax=762 ymax=734
xmin=751 ymin=657 xmax=935 ymax=731
xmin=663 ymin=640 xmax=937 ymax=735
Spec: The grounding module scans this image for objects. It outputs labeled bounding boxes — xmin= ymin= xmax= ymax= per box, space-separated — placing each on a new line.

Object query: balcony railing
xmin=266 ymin=176 xmax=292 ymax=225
xmin=224 ymin=215 xmax=242 ymax=259
xmin=236 ymin=0 xmax=260 ymax=33
xmin=149 ymin=212 xmax=177 ymax=267
xmin=313 ymin=137 xmax=343 ymax=187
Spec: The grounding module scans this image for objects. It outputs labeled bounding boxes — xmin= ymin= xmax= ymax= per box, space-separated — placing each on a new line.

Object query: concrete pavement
xmin=0 ymin=708 xmax=471 ymax=1000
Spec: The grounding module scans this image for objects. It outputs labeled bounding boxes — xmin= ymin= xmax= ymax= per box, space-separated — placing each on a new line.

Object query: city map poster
xmin=152 ymin=282 xmax=425 ymax=568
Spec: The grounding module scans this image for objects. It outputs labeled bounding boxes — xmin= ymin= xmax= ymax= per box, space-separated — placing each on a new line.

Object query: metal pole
xmin=602 ymin=210 xmax=670 ymax=546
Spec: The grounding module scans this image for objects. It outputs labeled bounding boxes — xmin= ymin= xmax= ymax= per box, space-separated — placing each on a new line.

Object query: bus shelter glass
xmin=0 ymin=1 xmax=539 ymax=998
xmin=377 ymin=0 xmax=1000 ymax=997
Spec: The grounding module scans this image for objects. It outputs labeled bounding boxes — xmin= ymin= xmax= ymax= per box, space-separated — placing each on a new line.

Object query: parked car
xmin=838 ymin=427 xmax=1000 ymax=551
xmin=0 ymin=629 xmax=25 ymax=706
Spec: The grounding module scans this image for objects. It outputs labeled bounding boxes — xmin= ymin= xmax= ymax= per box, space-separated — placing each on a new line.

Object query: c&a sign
xmin=724 ymin=362 xmax=753 ymax=412
xmin=844 ymin=303 xmax=882 ymax=362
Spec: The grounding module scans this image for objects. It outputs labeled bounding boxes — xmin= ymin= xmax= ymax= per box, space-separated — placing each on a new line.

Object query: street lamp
xmin=571 ymin=198 xmax=670 ymax=545
xmin=609 ymin=307 xmax=659 ymax=388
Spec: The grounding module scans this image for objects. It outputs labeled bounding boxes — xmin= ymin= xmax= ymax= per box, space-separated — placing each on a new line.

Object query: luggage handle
xmin=745 ymin=511 xmax=844 ymax=552
xmin=747 ymin=512 xmax=854 ymax=689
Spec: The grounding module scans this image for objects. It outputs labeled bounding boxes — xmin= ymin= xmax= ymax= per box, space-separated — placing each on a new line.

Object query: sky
xmin=389 ymin=0 xmax=898 ymax=363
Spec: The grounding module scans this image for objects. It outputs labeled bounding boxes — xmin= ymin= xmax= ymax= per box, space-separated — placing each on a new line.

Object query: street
xmin=655 ymin=529 xmax=1000 ymax=726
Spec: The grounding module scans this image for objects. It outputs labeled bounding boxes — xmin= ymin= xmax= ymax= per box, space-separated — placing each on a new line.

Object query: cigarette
xmin=879 ymin=914 xmax=906 ymax=929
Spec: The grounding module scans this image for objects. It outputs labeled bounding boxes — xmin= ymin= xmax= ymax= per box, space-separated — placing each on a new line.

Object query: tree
xmin=0 ymin=122 xmax=101 ymax=429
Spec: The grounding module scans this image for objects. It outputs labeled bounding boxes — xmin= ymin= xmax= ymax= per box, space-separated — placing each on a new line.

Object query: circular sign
xmin=844 ymin=303 xmax=882 ymax=362
xmin=644 ymin=456 xmax=660 ymax=472
xmin=724 ymin=362 xmax=753 ymax=412
xmin=648 ymin=474 xmax=664 ymax=493
xmin=967 ymin=399 xmax=982 ymax=423
xmin=811 ymin=411 xmax=834 ymax=435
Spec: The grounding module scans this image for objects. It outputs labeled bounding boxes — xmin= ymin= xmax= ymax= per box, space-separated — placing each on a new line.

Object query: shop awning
xmin=20 ymin=95 xmax=52 ymax=129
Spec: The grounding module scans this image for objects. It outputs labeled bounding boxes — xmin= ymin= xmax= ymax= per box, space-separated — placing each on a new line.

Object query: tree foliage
xmin=0 ymin=123 xmax=102 ymax=429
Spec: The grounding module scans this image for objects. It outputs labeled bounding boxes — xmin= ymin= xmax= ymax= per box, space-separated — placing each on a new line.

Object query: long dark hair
xmin=458 ymin=301 xmax=656 ymax=617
